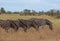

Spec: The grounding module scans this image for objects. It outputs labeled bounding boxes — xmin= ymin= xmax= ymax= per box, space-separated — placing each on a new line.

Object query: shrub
xmin=56 ymin=16 xmax=60 ymax=19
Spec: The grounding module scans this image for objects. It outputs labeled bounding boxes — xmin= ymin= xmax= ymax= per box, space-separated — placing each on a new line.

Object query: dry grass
xmin=0 ymin=14 xmax=60 ymax=41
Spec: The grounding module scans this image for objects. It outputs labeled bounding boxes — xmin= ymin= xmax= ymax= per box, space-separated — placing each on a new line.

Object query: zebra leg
xmin=36 ymin=26 xmax=39 ymax=31
xmin=5 ymin=27 xmax=9 ymax=33
xmin=33 ymin=25 xmax=39 ymax=31
xmin=24 ymin=27 xmax=27 ymax=32
xmin=14 ymin=26 xmax=19 ymax=31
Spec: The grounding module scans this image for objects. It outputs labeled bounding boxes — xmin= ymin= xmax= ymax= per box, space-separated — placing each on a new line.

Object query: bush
xmin=56 ymin=16 xmax=60 ymax=19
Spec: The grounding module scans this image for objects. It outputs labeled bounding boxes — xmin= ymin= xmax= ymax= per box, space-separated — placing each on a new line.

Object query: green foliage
xmin=0 ymin=7 xmax=60 ymax=16
xmin=23 ymin=9 xmax=31 ymax=15
xmin=7 ymin=11 xmax=12 ymax=14
xmin=1 ymin=7 xmax=6 ymax=13
xmin=13 ymin=12 xmax=20 ymax=14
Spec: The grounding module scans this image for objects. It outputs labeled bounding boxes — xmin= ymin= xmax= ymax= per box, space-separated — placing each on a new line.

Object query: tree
xmin=39 ymin=11 xmax=44 ymax=15
xmin=57 ymin=10 xmax=60 ymax=16
xmin=13 ymin=12 xmax=20 ymax=14
xmin=7 ymin=11 xmax=12 ymax=14
xmin=0 ymin=10 xmax=1 ymax=14
xmin=23 ymin=9 xmax=31 ymax=15
xmin=1 ymin=7 xmax=6 ymax=13
xmin=31 ymin=10 xmax=37 ymax=15
xmin=47 ymin=9 xmax=54 ymax=16
xmin=45 ymin=11 xmax=50 ymax=15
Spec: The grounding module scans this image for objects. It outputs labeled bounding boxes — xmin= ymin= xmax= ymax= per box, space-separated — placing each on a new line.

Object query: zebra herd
xmin=0 ymin=18 xmax=53 ymax=32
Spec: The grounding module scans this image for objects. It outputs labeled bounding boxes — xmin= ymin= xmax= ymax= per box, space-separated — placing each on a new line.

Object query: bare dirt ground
xmin=0 ymin=15 xmax=60 ymax=41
